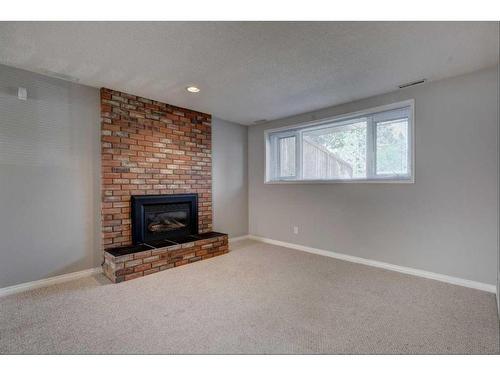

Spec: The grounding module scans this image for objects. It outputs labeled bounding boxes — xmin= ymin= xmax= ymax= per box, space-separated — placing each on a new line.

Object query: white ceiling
xmin=0 ymin=22 xmax=498 ymax=125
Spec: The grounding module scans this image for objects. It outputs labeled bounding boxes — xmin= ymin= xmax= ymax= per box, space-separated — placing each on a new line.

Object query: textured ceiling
xmin=0 ymin=22 xmax=498 ymax=125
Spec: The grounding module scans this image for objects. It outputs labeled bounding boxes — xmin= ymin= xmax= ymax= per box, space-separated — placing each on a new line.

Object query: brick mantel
xmin=100 ymin=88 xmax=212 ymax=249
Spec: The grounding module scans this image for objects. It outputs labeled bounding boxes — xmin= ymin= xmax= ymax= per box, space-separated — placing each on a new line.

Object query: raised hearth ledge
xmin=102 ymin=232 xmax=228 ymax=283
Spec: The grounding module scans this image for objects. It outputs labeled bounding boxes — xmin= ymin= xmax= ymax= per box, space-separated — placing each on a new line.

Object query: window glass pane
xmin=302 ymin=119 xmax=367 ymax=179
xmin=376 ymin=118 xmax=408 ymax=175
xmin=279 ymin=136 xmax=296 ymax=177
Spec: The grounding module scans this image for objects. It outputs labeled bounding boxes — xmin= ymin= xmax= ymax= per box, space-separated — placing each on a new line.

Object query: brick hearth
xmin=103 ymin=233 xmax=228 ymax=283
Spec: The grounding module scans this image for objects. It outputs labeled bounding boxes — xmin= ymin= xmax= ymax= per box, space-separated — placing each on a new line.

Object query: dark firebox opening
xmin=146 ymin=205 xmax=188 ymax=233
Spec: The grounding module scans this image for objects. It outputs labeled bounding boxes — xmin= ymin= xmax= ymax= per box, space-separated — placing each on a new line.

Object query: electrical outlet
xmin=293 ymin=226 xmax=299 ymax=235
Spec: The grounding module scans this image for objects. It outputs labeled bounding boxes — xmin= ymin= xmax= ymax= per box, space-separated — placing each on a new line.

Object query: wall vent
xmin=398 ymin=79 xmax=426 ymax=89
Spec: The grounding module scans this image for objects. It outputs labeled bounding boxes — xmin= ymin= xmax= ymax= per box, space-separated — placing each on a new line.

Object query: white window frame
xmin=264 ymin=99 xmax=415 ymax=184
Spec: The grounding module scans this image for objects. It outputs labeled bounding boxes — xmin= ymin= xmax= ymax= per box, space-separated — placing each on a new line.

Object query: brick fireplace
xmin=100 ymin=88 xmax=228 ymax=282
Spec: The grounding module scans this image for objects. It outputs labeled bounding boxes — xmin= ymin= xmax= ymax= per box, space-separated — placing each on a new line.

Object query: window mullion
xmin=366 ymin=117 xmax=376 ymax=179
xmin=296 ymin=131 xmax=302 ymax=180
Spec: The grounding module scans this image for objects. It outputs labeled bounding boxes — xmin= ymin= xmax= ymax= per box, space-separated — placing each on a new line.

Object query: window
xmin=265 ymin=100 xmax=414 ymax=183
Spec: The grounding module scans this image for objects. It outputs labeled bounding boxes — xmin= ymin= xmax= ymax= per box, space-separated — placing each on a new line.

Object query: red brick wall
xmin=100 ymin=88 xmax=212 ymax=249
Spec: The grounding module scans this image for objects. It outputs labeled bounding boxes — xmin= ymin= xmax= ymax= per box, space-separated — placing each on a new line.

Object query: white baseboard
xmin=0 ymin=267 xmax=102 ymax=298
xmin=248 ymin=235 xmax=496 ymax=293
xmin=1 ymin=237 xmax=493 ymax=298
xmin=229 ymin=234 xmax=250 ymax=243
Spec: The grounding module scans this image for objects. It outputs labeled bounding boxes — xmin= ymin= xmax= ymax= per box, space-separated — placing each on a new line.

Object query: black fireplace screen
xmin=131 ymin=194 xmax=198 ymax=244
xmin=146 ymin=204 xmax=188 ymax=233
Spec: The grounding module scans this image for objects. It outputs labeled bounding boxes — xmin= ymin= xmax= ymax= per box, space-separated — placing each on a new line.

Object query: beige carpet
xmin=0 ymin=239 xmax=498 ymax=354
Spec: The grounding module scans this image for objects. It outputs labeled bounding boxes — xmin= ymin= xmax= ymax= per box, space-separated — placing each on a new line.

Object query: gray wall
xmin=212 ymin=117 xmax=248 ymax=237
xmin=0 ymin=64 xmax=101 ymax=288
xmin=248 ymin=66 xmax=499 ymax=285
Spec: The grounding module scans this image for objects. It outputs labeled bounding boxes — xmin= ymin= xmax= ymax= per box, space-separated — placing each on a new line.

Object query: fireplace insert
xmin=131 ymin=194 xmax=198 ymax=244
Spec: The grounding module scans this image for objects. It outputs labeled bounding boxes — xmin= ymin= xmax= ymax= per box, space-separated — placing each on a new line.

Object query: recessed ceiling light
xmin=186 ymin=86 xmax=200 ymax=93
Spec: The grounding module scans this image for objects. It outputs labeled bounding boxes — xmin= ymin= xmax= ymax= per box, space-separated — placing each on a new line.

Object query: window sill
xmin=264 ymin=178 xmax=415 ymax=184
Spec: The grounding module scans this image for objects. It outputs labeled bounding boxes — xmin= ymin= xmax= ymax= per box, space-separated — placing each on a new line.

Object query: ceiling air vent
xmin=39 ymin=69 xmax=80 ymax=83
xmin=398 ymin=79 xmax=426 ymax=89
xmin=253 ymin=119 xmax=267 ymax=125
